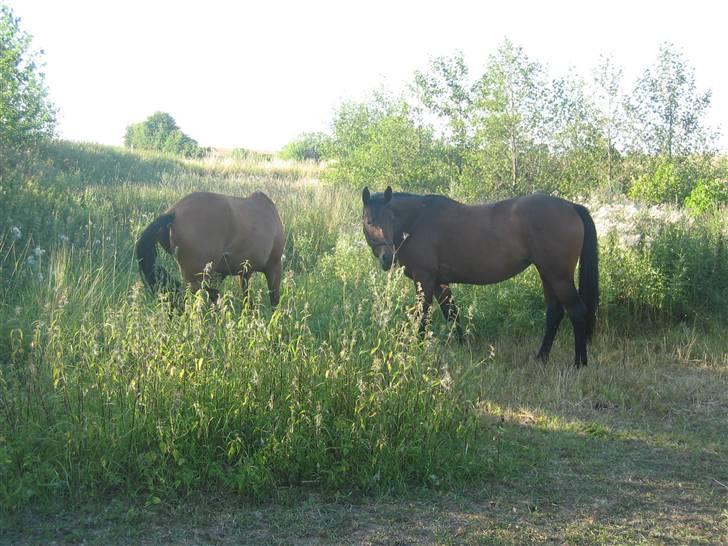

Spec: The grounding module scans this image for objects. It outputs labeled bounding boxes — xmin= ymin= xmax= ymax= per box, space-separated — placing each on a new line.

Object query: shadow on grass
xmin=4 ymin=410 xmax=725 ymax=545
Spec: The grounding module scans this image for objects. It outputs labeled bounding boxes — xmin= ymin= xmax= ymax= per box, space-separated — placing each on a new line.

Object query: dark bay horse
xmin=136 ymin=191 xmax=284 ymax=307
xmin=362 ymin=186 xmax=599 ymax=367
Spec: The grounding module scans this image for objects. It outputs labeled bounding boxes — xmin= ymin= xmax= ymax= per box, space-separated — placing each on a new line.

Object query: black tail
xmin=135 ymin=212 xmax=177 ymax=293
xmin=573 ymin=204 xmax=599 ymax=341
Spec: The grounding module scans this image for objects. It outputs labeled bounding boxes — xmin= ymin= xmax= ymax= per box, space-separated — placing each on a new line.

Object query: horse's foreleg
xmin=265 ymin=260 xmax=282 ymax=308
xmin=434 ymin=283 xmax=463 ymax=341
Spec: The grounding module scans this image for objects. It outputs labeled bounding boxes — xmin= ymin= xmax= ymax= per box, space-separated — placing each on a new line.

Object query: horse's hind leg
xmin=264 ymin=260 xmax=282 ymax=308
xmin=434 ymin=283 xmax=463 ymax=341
xmin=536 ymin=276 xmax=565 ymax=363
xmin=550 ymin=277 xmax=588 ymax=367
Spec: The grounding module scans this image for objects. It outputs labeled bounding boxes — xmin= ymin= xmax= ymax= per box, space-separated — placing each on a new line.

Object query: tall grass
xmin=0 ymin=143 xmax=489 ymax=510
xmin=1 ymin=141 xmax=726 ymax=510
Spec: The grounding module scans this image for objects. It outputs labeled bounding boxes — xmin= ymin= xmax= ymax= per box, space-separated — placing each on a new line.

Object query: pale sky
xmin=8 ymin=0 xmax=728 ymax=151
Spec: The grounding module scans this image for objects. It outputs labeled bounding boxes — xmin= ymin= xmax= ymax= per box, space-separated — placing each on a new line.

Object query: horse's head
xmin=362 ymin=186 xmax=396 ymax=271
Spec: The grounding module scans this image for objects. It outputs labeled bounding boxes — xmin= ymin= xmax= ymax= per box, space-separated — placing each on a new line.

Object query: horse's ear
xmin=384 ymin=186 xmax=392 ymax=204
xmin=362 ymin=187 xmax=371 ymax=205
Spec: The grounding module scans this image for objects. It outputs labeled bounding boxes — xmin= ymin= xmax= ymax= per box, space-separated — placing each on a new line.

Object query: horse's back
xmin=411 ymin=193 xmax=584 ymax=284
xmin=167 ymin=191 xmax=283 ymax=279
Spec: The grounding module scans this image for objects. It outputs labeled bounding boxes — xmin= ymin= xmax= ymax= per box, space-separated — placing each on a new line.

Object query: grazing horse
xmin=361 ymin=186 xmax=599 ymax=367
xmin=135 ymin=191 xmax=284 ymax=307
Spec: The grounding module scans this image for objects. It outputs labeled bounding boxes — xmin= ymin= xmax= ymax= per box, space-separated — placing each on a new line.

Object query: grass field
xmin=1 ymin=143 xmax=727 ymax=544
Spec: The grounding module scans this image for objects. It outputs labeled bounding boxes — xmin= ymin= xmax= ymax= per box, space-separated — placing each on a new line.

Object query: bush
xmin=124 ymin=112 xmax=207 ymax=158
xmin=601 ymin=211 xmax=727 ymax=322
xmin=325 ymin=96 xmax=449 ymax=192
xmin=280 ymin=132 xmax=330 ymax=162
xmin=628 ymin=159 xmax=686 ymax=204
xmin=227 ymin=148 xmax=274 ymax=162
xmin=684 ymin=178 xmax=728 ymax=216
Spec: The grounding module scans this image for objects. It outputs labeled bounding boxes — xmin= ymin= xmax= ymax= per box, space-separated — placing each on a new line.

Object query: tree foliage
xmin=414 ymin=53 xmax=474 ymax=175
xmin=324 ymin=39 xmax=724 ymax=204
xmin=325 ymin=95 xmax=448 ymax=192
xmin=592 ymin=54 xmax=626 ymax=189
xmin=471 ymin=39 xmax=548 ymax=195
xmin=0 ymin=4 xmax=56 ymax=168
xmin=124 ymin=112 xmax=206 ymax=158
xmin=626 ymin=43 xmax=715 ymax=159
xmin=546 ymin=72 xmax=605 ymax=196
xmin=684 ymin=178 xmax=728 ymax=216
xmin=280 ymin=132 xmax=330 ymax=162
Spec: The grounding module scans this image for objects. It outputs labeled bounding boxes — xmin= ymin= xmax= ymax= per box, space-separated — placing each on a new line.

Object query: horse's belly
xmin=215 ymin=249 xmax=269 ymax=275
xmin=438 ymin=257 xmax=530 ymax=285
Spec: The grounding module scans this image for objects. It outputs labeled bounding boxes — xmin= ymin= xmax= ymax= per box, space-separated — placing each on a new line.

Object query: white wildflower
xmin=59 ymin=234 xmax=70 ymax=243
xmin=440 ymin=368 xmax=453 ymax=391
xmin=587 ymin=197 xmax=692 ymax=249
xmin=11 ymin=226 xmax=22 ymax=240
xmin=32 ymin=246 xmax=45 ymax=258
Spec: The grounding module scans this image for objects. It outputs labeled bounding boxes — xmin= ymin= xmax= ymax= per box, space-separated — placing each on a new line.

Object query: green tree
xmin=546 ymin=73 xmax=605 ymax=196
xmin=626 ymin=43 xmax=717 ymax=159
xmin=413 ymin=53 xmax=474 ymax=176
xmin=471 ymin=39 xmax=548 ymax=196
xmin=592 ymin=54 xmax=625 ymax=190
xmin=124 ymin=112 xmax=205 ymax=158
xmin=326 ymin=94 xmax=447 ymax=191
xmin=0 ymin=4 xmax=56 ymax=168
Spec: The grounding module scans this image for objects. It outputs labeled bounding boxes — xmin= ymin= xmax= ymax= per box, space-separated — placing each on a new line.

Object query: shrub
xmin=227 ymin=148 xmax=274 ymax=162
xmin=280 ymin=132 xmax=330 ymax=162
xmin=628 ymin=159 xmax=690 ymax=204
xmin=325 ymin=96 xmax=449 ymax=193
xmin=684 ymin=178 xmax=728 ymax=216
xmin=600 ymin=210 xmax=727 ymax=322
xmin=124 ymin=112 xmax=207 ymax=158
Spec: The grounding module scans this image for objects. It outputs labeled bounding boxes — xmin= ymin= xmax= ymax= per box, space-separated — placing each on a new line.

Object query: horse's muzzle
xmin=379 ymin=252 xmax=394 ymax=271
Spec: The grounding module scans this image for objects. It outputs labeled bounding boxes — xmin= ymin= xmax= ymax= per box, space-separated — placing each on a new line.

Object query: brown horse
xmin=136 ymin=191 xmax=284 ymax=307
xmin=362 ymin=186 xmax=599 ymax=367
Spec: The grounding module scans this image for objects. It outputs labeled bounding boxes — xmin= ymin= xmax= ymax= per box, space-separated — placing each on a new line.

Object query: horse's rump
xmin=136 ymin=191 xmax=284 ymax=303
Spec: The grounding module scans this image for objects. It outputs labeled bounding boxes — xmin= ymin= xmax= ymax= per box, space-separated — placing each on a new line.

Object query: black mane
xmin=369 ymin=191 xmax=457 ymax=208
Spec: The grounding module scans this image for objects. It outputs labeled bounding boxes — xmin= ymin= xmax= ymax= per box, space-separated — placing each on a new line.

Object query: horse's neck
xmin=391 ymin=195 xmax=428 ymax=233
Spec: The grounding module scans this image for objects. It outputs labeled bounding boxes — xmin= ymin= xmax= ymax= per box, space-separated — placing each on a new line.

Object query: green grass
xmin=0 ymin=142 xmax=726 ymax=543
